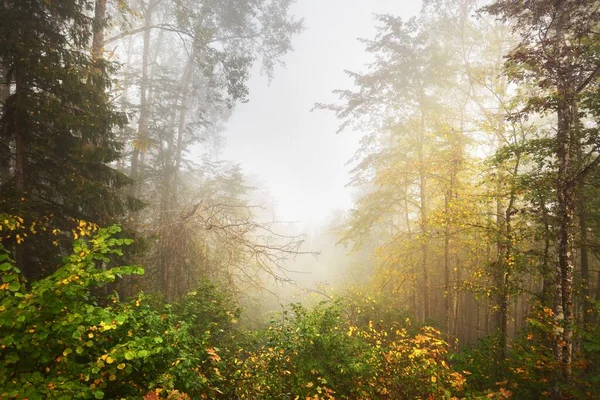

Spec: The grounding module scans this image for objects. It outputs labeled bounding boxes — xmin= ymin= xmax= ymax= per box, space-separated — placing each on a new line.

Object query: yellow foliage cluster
xmin=0 ymin=213 xmax=98 ymax=246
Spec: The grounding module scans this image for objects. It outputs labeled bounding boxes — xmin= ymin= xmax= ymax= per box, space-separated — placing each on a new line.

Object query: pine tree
xmin=0 ymin=0 xmax=130 ymax=280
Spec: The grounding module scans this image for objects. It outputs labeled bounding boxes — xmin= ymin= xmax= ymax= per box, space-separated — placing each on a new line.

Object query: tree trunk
xmin=130 ymin=0 xmax=156 ymax=201
xmin=156 ymin=51 xmax=195 ymax=300
xmin=419 ymin=155 xmax=430 ymax=322
xmin=554 ymin=90 xmax=576 ymax=382
xmin=540 ymin=197 xmax=552 ymax=304
xmin=417 ymin=103 xmax=430 ymax=322
xmin=172 ymin=53 xmax=195 ymax=200
xmin=13 ymin=67 xmax=29 ymax=278
xmin=452 ymin=254 xmax=461 ymax=339
xmin=116 ymin=37 xmax=134 ymax=174
xmin=575 ymin=112 xmax=592 ymax=326
xmin=0 ymin=65 xmax=10 ymax=185
xmin=92 ymin=0 xmax=106 ymax=58
xmin=493 ymin=113 xmax=511 ymax=363
xmin=443 ymin=192 xmax=452 ymax=332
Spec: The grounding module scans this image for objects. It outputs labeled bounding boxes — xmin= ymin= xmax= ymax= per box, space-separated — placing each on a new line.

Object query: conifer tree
xmin=0 ymin=0 xmax=130 ymax=280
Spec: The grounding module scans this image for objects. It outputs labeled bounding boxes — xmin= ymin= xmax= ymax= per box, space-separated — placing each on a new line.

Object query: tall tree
xmin=103 ymin=0 xmax=303 ymax=299
xmin=484 ymin=0 xmax=600 ymax=383
xmin=0 ymin=0 xmax=130 ymax=280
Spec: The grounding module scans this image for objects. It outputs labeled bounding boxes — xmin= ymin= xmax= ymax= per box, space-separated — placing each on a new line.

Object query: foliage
xmin=454 ymin=302 xmax=600 ymax=399
xmin=4 ymin=218 xmax=597 ymax=399
xmin=0 ymin=223 xmax=238 ymax=399
xmin=0 ymin=0 xmax=134 ymax=282
xmin=236 ymin=299 xmax=469 ymax=399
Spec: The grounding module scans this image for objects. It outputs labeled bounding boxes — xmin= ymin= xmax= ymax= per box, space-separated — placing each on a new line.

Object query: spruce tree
xmin=0 ymin=0 xmax=130 ymax=280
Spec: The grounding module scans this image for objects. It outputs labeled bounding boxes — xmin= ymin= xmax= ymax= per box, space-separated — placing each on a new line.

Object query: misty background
xmin=224 ymin=0 xmax=421 ymax=228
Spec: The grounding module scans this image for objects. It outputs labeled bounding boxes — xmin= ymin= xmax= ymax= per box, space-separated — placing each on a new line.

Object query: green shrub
xmin=236 ymin=300 xmax=469 ymax=400
xmin=0 ymin=225 xmax=238 ymax=399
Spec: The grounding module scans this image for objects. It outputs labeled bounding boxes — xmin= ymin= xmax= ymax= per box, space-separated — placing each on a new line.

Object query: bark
xmin=13 ymin=66 xmax=29 ymax=278
xmin=172 ymin=54 xmax=195 ymax=195
xmin=14 ymin=69 xmax=25 ymax=194
xmin=156 ymin=49 xmax=194 ymax=300
xmin=444 ymin=131 xmax=462 ymax=334
xmin=496 ymin=152 xmax=520 ymax=362
xmin=0 ymin=65 xmax=10 ymax=185
xmin=554 ymin=90 xmax=576 ymax=381
xmin=575 ymin=112 xmax=592 ymax=326
xmin=92 ymin=0 xmax=107 ymax=58
xmin=419 ymin=146 xmax=430 ymax=322
xmin=452 ymin=254 xmax=461 ymax=339
xmin=416 ymin=101 xmax=430 ymax=322
xmin=540 ymin=197 xmax=552 ymax=304
xmin=596 ymin=253 xmax=600 ymax=304
xmin=493 ymin=110 xmax=514 ymax=363
xmin=116 ymin=37 xmax=134 ymax=174
xmin=443 ymin=191 xmax=452 ymax=332
xmin=130 ymin=0 xmax=156 ymax=200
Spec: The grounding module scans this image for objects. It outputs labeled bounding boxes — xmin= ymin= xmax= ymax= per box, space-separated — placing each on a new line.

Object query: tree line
xmin=320 ymin=0 xmax=600 ymax=393
xmin=0 ymin=0 xmax=304 ymax=301
xmin=1 ymin=0 xmax=600 ymax=398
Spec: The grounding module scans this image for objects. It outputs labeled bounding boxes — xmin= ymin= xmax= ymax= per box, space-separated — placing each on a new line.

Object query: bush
xmin=235 ymin=300 xmax=468 ymax=399
xmin=0 ymin=225 xmax=238 ymax=399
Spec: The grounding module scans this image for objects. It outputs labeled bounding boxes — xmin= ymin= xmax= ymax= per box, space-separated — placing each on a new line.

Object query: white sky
xmin=222 ymin=0 xmax=422 ymax=227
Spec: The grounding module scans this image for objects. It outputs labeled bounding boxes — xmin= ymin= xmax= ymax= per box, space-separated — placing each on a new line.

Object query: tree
xmin=0 ymin=0 xmax=130 ymax=280
xmin=484 ymin=0 xmax=600 ymax=383
xmin=321 ymin=11 xmax=459 ymax=322
xmin=103 ymin=0 xmax=303 ymax=299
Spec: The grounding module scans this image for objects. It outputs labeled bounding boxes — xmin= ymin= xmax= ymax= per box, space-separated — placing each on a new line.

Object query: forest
xmin=1 ymin=0 xmax=600 ymax=398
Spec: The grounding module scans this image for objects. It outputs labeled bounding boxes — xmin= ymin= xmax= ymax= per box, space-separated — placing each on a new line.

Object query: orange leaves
xmin=206 ymin=348 xmax=221 ymax=363
xmin=143 ymin=389 xmax=191 ymax=400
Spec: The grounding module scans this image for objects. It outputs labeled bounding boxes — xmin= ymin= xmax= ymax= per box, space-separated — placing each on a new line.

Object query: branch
xmin=574 ymin=152 xmax=600 ymax=182
xmin=576 ymin=62 xmax=600 ymax=93
xmin=106 ymin=24 xmax=265 ymax=46
xmin=105 ymin=24 xmax=182 ymax=44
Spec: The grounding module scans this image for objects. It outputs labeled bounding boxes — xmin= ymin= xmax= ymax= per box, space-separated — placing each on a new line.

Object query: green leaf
xmin=0 ymin=262 xmax=12 ymax=271
xmin=124 ymin=351 xmax=135 ymax=360
xmin=94 ymin=390 xmax=104 ymax=399
xmin=8 ymin=281 xmax=20 ymax=292
xmin=137 ymin=349 xmax=149 ymax=357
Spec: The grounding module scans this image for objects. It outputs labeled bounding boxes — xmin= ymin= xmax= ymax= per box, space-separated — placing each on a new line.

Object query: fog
xmin=4 ymin=0 xmax=600 ymax=395
xmin=223 ymin=0 xmax=422 ymax=227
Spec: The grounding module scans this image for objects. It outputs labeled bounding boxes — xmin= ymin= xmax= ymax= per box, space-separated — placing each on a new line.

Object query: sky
xmin=222 ymin=0 xmax=422 ymax=227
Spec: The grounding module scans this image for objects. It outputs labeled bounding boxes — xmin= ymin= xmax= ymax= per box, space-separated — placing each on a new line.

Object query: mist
xmin=2 ymin=0 xmax=600 ymax=398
